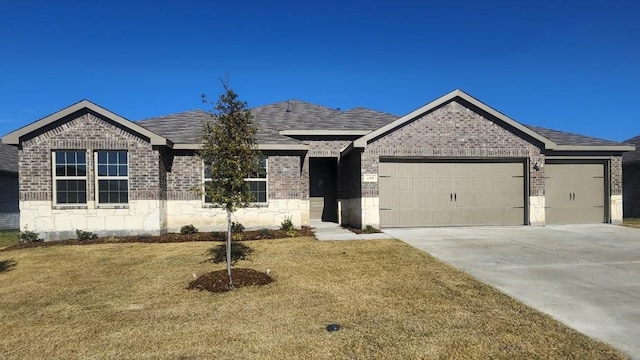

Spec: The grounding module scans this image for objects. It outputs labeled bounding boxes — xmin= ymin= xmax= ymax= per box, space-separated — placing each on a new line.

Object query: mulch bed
xmin=343 ymin=226 xmax=381 ymax=234
xmin=188 ymin=268 xmax=273 ymax=293
xmin=1 ymin=227 xmax=314 ymax=251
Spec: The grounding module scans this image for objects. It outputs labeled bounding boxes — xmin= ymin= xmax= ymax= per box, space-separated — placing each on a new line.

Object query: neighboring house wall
xmin=19 ymin=111 xmax=166 ymax=240
xmin=0 ymin=172 xmax=19 ymax=229
xmin=624 ymin=162 xmax=640 ymax=218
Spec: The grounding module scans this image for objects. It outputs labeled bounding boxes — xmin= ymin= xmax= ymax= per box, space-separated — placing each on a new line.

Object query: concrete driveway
xmin=384 ymin=224 xmax=640 ymax=358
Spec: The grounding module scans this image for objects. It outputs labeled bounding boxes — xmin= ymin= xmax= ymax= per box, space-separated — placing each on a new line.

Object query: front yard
xmin=0 ymin=237 xmax=626 ymax=359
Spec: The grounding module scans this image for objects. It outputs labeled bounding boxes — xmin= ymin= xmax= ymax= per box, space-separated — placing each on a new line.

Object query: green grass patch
xmin=0 ymin=230 xmax=19 ymax=248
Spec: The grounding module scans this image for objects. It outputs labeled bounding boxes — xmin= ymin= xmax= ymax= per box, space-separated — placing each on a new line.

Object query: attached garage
xmin=379 ymin=160 xmax=525 ymax=227
xmin=340 ymin=89 xmax=631 ymax=229
xmin=545 ymin=163 xmax=606 ymax=224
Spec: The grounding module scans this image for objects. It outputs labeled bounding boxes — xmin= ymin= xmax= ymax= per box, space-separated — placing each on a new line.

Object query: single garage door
xmin=379 ymin=161 xmax=525 ymax=227
xmin=545 ymin=163 xmax=605 ymax=224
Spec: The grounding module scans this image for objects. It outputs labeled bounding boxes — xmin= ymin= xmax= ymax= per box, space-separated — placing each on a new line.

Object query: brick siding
xmin=362 ymin=100 xmax=545 ymax=197
xmin=19 ymin=111 xmax=161 ymax=202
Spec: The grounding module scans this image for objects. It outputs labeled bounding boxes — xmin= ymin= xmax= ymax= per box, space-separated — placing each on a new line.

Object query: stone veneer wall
xmin=610 ymin=156 xmax=624 ymax=223
xmin=19 ymin=111 xmax=165 ymax=239
xmin=358 ymin=100 xmax=545 ymax=228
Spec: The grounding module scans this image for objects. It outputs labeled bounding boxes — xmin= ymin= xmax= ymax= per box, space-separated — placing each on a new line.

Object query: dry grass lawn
xmin=0 ymin=237 xmax=627 ymax=359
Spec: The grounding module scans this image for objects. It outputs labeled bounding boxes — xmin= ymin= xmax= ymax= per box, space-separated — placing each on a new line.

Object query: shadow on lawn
xmin=0 ymin=259 xmax=17 ymax=273
xmin=202 ymin=242 xmax=254 ymax=265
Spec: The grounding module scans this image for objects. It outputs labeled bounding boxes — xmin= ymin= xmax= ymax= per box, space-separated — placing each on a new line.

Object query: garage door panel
xmin=545 ymin=163 xmax=605 ymax=224
xmin=379 ymin=161 xmax=525 ymax=227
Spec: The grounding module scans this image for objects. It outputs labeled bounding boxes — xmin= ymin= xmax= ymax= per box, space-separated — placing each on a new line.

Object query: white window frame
xmin=94 ymin=150 xmax=129 ymax=206
xmin=245 ymin=156 xmax=268 ymax=204
xmin=203 ymin=156 xmax=268 ymax=205
xmin=52 ymin=150 xmax=88 ymax=206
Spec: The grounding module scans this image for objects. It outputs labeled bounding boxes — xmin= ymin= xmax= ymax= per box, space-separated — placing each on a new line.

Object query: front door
xmin=309 ymin=158 xmax=338 ymax=222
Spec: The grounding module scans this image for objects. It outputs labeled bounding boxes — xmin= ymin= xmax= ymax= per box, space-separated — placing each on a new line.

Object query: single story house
xmin=623 ymin=135 xmax=640 ymax=218
xmin=2 ymin=89 xmax=634 ymax=240
xmin=0 ymin=143 xmax=19 ymax=230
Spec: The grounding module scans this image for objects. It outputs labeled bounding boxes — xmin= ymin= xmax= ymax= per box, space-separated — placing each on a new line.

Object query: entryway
xmin=309 ymin=158 xmax=338 ymax=222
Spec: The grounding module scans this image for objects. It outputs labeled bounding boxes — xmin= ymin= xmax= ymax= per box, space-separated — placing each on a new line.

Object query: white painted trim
xmin=52 ymin=150 xmax=88 ymax=206
xmin=94 ymin=150 xmax=130 ymax=206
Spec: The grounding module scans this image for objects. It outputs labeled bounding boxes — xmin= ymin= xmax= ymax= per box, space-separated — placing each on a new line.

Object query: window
xmin=96 ymin=151 xmax=128 ymax=204
xmin=203 ymin=156 xmax=268 ymax=204
xmin=54 ymin=151 xmax=87 ymax=204
xmin=245 ymin=156 xmax=268 ymax=203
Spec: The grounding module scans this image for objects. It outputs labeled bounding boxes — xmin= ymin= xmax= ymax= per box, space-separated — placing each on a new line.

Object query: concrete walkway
xmin=385 ymin=225 xmax=640 ymax=359
xmin=311 ymin=220 xmax=392 ymax=241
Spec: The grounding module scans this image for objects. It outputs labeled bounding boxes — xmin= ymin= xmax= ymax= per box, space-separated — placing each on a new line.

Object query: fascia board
xmin=551 ymin=145 xmax=636 ymax=152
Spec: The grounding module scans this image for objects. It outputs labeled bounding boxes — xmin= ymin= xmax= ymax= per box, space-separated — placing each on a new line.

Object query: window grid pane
xmin=97 ymin=151 xmax=129 ymax=204
xmin=54 ymin=151 xmax=87 ymax=205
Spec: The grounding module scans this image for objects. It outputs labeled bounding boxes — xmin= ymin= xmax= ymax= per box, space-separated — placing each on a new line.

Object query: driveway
xmin=384 ymin=224 xmax=640 ymax=358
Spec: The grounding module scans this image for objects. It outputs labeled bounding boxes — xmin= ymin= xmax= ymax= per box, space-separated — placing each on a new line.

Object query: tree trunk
xmin=226 ymin=209 xmax=233 ymax=289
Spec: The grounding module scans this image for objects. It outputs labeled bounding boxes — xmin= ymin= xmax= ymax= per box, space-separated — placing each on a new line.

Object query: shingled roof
xmin=137 ymin=100 xmax=398 ymax=145
xmin=623 ymin=135 xmax=640 ymax=163
xmin=0 ymin=143 xmax=18 ymax=173
xmin=525 ymin=125 xmax=627 ymax=147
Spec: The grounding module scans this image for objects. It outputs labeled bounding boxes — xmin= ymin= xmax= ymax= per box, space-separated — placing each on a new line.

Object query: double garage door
xmin=379 ymin=161 xmax=525 ymax=227
xmin=379 ymin=161 xmax=607 ymax=227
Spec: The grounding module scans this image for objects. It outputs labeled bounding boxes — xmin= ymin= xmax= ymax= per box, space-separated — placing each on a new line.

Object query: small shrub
xmin=231 ymin=221 xmax=245 ymax=233
xmin=364 ymin=225 xmax=379 ymax=234
xmin=232 ymin=232 xmax=244 ymax=241
xmin=180 ymin=224 xmax=198 ymax=234
xmin=19 ymin=228 xmax=42 ymax=244
xmin=258 ymin=228 xmax=271 ymax=238
xmin=76 ymin=229 xmax=98 ymax=241
xmin=280 ymin=215 xmax=294 ymax=231
xmin=286 ymin=228 xmax=298 ymax=238
xmin=206 ymin=242 xmax=254 ymax=265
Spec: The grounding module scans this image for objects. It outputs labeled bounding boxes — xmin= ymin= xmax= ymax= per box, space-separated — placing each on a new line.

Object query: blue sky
xmin=1 ymin=0 xmax=638 ymax=141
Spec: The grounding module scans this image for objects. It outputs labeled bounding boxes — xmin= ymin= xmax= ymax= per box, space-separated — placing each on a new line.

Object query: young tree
xmin=199 ymin=80 xmax=261 ymax=289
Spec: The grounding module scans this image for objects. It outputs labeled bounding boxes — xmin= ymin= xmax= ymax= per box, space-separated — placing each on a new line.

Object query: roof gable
xmin=351 ymin=89 xmax=633 ymax=153
xmin=2 ymin=100 xmax=170 ymax=146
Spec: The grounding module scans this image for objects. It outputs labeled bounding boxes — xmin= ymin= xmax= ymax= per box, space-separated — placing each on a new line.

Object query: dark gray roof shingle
xmin=137 ymin=100 xmax=399 ymax=145
xmin=623 ymin=135 xmax=640 ymax=163
xmin=0 ymin=143 xmax=18 ymax=173
xmin=525 ymin=125 xmax=627 ymax=147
